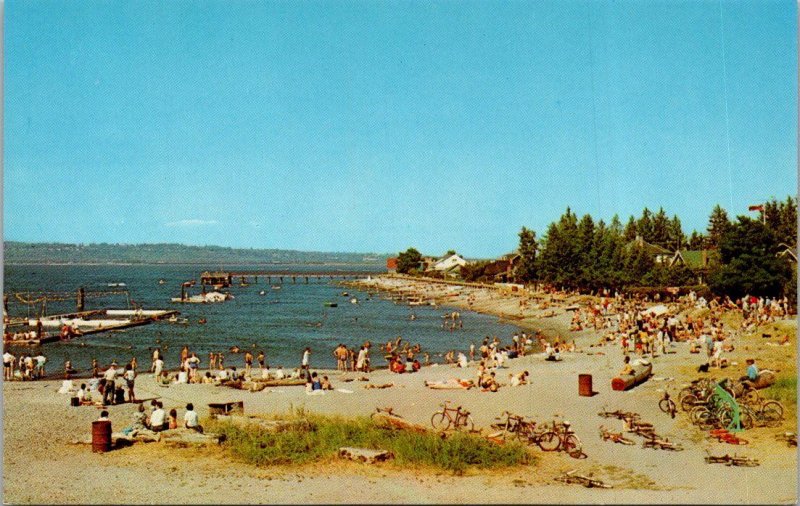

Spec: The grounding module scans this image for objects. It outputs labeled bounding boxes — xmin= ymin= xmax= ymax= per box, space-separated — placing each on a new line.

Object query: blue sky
xmin=4 ymin=0 xmax=797 ymax=258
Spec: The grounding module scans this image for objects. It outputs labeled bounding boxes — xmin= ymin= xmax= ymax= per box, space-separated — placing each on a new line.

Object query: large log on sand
xmin=753 ymin=370 xmax=777 ymax=389
xmin=611 ymin=362 xmax=653 ymax=391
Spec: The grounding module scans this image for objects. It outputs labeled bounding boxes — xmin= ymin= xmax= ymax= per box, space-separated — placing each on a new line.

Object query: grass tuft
xmin=207 ymin=412 xmax=533 ymax=474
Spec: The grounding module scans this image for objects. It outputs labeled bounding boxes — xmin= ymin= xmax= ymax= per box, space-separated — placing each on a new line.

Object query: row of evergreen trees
xmin=515 ymin=197 xmax=797 ymax=299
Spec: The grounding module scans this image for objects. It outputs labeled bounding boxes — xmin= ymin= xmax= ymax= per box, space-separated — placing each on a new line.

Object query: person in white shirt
xmin=274 ymin=366 xmax=285 ymax=380
xmin=183 ymin=403 xmax=203 ymax=433
xmin=301 ymin=347 xmax=311 ymax=371
xmin=34 ymin=354 xmax=46 ymax=379
xmin=148 ymin=402 xmax=166 ymax=431
xmin=3 ymin=351 xmax=15 ymax=380
xmin=103 ymin=365 xmax=118 ymax=405
xmin=153 ymin=358 xmax=164 ymax=381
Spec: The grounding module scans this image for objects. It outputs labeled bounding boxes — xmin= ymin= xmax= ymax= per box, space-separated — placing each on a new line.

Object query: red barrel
xmin=578 ymin=374 xmax=593 ymax=397
xmin=92 ymin=420 xmax=112 ymax=453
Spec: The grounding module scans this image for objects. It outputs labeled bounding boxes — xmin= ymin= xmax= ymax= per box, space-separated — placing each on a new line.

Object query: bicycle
xmin=658 ymin=391 xmax=677 ymax=418
xmin=490 ymin=411 xmax=534 ymax=441
xmin=536 ymin=420 xmax=584 ymax=458
xmin=430 ymin=401 xmax=475 ymax=432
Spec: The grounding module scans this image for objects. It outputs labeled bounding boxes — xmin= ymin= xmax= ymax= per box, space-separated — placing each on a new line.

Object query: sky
xmin=4 ymin=0 xmax=797 ymax=258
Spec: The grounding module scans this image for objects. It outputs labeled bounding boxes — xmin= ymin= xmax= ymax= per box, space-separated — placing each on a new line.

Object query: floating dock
xmin=5 ymin=308 xmax=179 ymax=346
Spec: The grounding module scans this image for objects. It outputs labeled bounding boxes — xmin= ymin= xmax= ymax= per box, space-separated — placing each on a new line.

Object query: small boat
xmin=324 ymin=302 xmax=338 ymax=308
xmin=341 ymin=292 xmax=349 ymax=297
xmin=158 ymin=279 xmax=167 ymax=285
xmin=240 ymin=282 xmax=249 ymax=287
xmin=350 ymin=297 xmax=359 ymax=304
xmin=198 ymin=318 xmax=208 ymax=325
xmin=272 ymin=285 xmax=281 ymax=290
xmin=259 ymin=290 xmax=266 ymax=295
xmin=167 ymin=315 xmax=189 ymax=325
xmin=108 ymin=282 xmax=127 ymax=287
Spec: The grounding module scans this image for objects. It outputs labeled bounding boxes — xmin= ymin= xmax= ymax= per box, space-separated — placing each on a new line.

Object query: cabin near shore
xmin=668 ymin=249 xmax=719 ymax=285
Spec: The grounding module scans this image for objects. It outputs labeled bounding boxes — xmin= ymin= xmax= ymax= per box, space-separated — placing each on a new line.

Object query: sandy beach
xmin=3 ymin=277 xmax=796 ymax=504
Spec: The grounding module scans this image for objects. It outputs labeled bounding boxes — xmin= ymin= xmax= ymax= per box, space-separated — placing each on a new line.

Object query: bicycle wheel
xmin=537 ymin=431 xmax=561 ymax=451
xmin=659 ymin=398 xmax=675 ymax=414
xmin=459 ymin=414 xmax=476 ymax=432
xmin=738 ymin=407 xmax=755 ymax=430
xmin=677 ymin=387 xmax=694 ymax=402
xmin=690 ymin=406 xmax=709 ymax=425
xmin=431 ymin=412 xmax=450 ymax=431
xmin=742 ymin=389 xmax=760 ymax=406
xmin=681 ymin=394 xmax=698 ymax=412
xmin=563 ymin=434 xmax=583 ymax=459
xmin=761 ymin=401 xmax=784 ymax=424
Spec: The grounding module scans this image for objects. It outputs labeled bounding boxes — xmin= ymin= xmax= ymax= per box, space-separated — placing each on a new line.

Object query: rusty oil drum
xmin=91 ymin=420 xmax=112 ymax=453
xmin=578 ymin=374 xmax=593 ymax=397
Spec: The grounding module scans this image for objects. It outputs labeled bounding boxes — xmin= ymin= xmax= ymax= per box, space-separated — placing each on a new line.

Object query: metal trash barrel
xmin=70 ymin=396 xmax=80 ymax=407
xmin=578 ymin=374 xmax=593 ymax=397
xmin=92 ymin=420 xmax=112 ymax=453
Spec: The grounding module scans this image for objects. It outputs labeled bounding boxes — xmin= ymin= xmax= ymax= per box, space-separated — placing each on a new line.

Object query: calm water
xmin=3 ymin=264 xmax=521 ymax=374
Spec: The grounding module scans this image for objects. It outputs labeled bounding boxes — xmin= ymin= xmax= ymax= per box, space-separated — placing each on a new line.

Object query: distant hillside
xmin=3 ymin=242 xmax=389 ymax=266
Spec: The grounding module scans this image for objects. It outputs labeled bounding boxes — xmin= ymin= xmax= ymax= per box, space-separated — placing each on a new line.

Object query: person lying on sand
xmin=424 ymin=379 xmax=473 ymax=390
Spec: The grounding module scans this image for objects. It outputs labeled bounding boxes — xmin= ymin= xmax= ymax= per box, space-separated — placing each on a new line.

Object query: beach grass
xmin=764 ymin=376 xmax=797 ymax=404
xmin=207 ymin=411 xmax=534 ymax=474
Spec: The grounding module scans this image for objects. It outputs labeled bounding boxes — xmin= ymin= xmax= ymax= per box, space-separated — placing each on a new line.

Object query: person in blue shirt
xmin=740 ymin=358 xmax=758 ymax=386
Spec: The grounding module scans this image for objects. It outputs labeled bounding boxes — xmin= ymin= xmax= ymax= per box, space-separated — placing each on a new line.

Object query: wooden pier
xmin=200 ymin=270 xmax=378 ymax=287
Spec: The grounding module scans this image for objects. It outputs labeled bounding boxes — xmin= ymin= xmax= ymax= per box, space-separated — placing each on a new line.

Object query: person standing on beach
xmin=180 ymin=346 xmax=189 ymax=369
xmin=3 ymin=350 xmax=15 ymax=380
xmin=124 ymin=363 xmax=136 ymax=402
xmin=209 ymin=352 xmax=217 ymax=371
xmin=151 ymin=348 xmax=160 ymax=373
xmin=257 ymin=351 xmax=265 ymax=373
xmin=301 ymin=347 xmax=311 ymax=371
xmin=153 ymin=356 xmax=164 ymax=383
xmin=244 ymin=350 xmax=253 ymax=377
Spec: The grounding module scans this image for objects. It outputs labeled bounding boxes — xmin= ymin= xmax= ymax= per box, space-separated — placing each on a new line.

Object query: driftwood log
xmin=371 ymin=411 xmax=428 ymax=433
xmin=160 ymin=429 xmax=222 ymax=447
xmin=611 ymin=362 xmax=653 ymax=391
xmin=338 ymin=447 xmax=393 ymax=464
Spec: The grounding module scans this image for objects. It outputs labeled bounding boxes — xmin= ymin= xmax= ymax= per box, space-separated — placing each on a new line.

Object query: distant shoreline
xmin=4 ymin=262 xmax=387 ymax=267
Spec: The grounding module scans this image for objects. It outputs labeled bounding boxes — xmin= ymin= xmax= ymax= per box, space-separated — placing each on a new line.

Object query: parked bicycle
xmin=536 ymin=420 xmax=584 ymax=458
xmin=430 ymin=401 xmax=475 ymax=432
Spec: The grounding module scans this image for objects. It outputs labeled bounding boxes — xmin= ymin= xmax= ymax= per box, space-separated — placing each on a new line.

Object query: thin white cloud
xmin=164 ymin=219 xmax=219 ymax=227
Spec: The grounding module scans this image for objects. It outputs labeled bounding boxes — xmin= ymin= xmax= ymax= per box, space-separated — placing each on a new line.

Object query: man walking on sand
xmin=302 ymin=347 xmax=311 ymax=371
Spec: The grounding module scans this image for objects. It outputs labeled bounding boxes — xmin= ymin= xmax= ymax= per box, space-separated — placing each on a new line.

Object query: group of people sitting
xmin=120 ymin=401 xmax=203 ymax=435
xmin=304 ymin=371 xmax=334 ymax=393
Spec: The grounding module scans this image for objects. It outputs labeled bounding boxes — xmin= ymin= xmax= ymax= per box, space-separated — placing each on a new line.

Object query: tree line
xmin=517 ymin=197 xmax=796 ymax=299
xmin=395 ymin=196 xmax=796 ymax=301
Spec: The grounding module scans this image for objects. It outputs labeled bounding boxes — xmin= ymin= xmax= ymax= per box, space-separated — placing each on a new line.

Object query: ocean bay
xmin=3 ymin=264 xmax=521 ymax=374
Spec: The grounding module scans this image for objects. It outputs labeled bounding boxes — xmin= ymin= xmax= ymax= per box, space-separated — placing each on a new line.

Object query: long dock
xmin=200 ymin=270 xmax=380 ymax=286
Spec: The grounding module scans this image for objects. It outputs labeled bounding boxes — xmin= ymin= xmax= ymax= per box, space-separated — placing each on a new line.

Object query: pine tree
xmin=688 ymin=230 xmax=705 ymax=250
xmin=651 ymin=207 xmax=671 ymax=248
xmin=516 ymin=227 xmax=538 ymax=283
xmin=668 ymin=215 xmax=684 ymax=251
xmin=706 ymin=204 xmax=731 ymax=249
xmin=637 ymin=208 xmax=654 ymax=243
xmin=623 ymin=216 xmax=637 ymax=242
